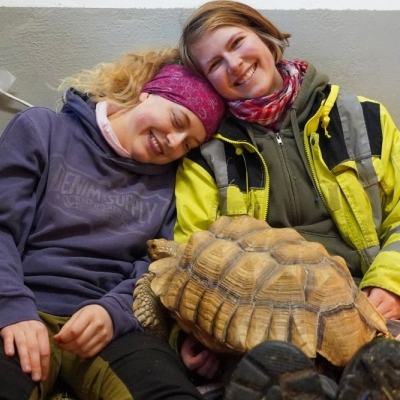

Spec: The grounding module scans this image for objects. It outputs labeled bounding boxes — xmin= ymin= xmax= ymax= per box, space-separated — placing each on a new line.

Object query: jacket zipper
xmin=275 ymin=132 xmax=283 ymax=146
xmin=303 ymin=111 xmax=330 ymax=210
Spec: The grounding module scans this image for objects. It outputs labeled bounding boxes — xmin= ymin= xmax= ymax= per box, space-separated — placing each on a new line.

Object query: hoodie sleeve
xmin=77 ymin=193 xmax=177 ymax=339
xmin=0 ymin=111 xmax=48 ymax=328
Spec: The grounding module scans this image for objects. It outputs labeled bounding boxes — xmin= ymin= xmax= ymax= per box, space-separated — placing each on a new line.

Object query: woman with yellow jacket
xmin=174 ymin=1 xmax=400 ymax=398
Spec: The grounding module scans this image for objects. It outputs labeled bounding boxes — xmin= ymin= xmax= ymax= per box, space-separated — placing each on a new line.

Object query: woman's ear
xmin=139 ymin=92 xmax=150 ymax=102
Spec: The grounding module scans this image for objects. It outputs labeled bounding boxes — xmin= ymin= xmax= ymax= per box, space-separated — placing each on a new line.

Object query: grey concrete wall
xmin=1 ymin=7 xmax=399 ymax=135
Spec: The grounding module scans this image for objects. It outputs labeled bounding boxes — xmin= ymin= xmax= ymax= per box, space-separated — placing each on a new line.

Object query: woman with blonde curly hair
xmin=0 ymin=47 xmax=225 ymax=400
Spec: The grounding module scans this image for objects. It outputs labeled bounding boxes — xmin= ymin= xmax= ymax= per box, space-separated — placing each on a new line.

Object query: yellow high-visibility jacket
xmin=175 ymin=81 xmax=400 ymax=296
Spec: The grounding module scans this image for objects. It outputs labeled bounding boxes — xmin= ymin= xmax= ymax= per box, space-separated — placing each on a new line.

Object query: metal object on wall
xmin=0 ymin=69 xmax=33 ymax=108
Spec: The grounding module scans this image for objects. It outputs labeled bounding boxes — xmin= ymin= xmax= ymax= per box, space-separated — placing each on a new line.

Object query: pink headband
xmin=142 ymin=64 xmax=225 ymax=141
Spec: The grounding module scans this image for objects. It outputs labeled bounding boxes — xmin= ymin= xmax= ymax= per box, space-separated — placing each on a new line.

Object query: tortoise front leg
xmin=133 ymin=272 xmax=171 ymax=342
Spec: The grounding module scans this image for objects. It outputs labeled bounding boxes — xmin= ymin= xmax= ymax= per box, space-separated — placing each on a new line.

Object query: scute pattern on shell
xmin=145 ymin=215 xmax=388 ymax=367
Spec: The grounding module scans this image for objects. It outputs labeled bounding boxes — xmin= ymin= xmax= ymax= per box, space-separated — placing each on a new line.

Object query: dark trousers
xmin=0 ymin=313 xmax=203 ymax=400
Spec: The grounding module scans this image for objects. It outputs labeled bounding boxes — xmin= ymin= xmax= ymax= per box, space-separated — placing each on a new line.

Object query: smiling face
xmin=192 ymin=26 xmax=284 ymax=101
xmin=109 ymin=93 xmax=207 ymax=165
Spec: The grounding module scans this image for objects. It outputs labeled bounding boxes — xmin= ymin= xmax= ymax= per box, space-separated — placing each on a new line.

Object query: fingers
xmin=1 ymin=321 xmax=50 ymax=382
xmin=375 ymin=302 xmax=399 ymax=320
xmin=361 ymin=287 xmax=371 ymax=296
xmin=56 ymin=328 xmax=106 ymax=357
xmin=193 ymin=350 xmax=221 ymax=379
xmin=180 ymin=335 xmax=221 ymax=379
xmin=53 ymin=313 xmax=86 ymax=346
xmin=54 ymin=305 xmax=113 ymax=357
xmin=364 ymin=287 xmax=400 ymax=319
xmin=24 ymin=327 xmax=50 ymax=382
xmin=1 ymin=307 xmax=113 ymax=382
xmin=1 ymin=327 xmax=16 ymax=357
xmin=37 ymin=332 xmax=51 ymax=381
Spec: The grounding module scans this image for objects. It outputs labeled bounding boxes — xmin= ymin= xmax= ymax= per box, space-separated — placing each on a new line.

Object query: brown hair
xmin=179 ymin=0 xmax=291 ymax=75
xmin=58 ymin=47 xmax=180 ymax=109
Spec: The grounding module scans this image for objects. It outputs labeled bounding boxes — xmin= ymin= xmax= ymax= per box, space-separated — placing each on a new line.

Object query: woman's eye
xmin=208 ymin=60 xmax=220 ymax=73
xmin=172 ymin=113 xmax=182 ymax=128
xmin=232 ymin=37 xmax=244 ymax=47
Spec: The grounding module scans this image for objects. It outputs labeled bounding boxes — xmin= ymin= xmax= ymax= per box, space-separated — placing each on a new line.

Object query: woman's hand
xmin=54 ymin=304 xmax=113 ymax=357
xmin=180 ymin=334 xmax=221 ymax=379
xmin=362 ymin=286 xmax=400 ymax=319
xmin=1 ymin=320 xmax=50 ymax=382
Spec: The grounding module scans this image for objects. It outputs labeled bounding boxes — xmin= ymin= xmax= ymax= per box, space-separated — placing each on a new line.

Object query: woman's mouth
xmin=150 ymin=132 xmax=163 ymax=154
xmin=235 ymin=64 xmax=256 ymax=86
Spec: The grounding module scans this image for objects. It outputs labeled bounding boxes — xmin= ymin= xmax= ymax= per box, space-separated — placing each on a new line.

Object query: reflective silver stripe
xmin=387 ymin=224 xmax=400 ymax=236
xmin=337 ymin=91 xmax=382 ymax=235
xmin=381 ymin=241 xmax=400 ymax=253
xmin=381 ymin=224 xmax=400 ymax=247
xmin=336 ymin=91 xmax=369 ymax=160
xmin=360 ymin=245 xmax=380 ymax=267
xmin=200 ymin=140 xmax=229 ymax=214
xmin=359 ymin=160 xmax=382 ymax=236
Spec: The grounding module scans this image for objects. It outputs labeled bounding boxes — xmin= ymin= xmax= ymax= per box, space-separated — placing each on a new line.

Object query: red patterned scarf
xmin=228 ymin=60 xmax=308 ymax=131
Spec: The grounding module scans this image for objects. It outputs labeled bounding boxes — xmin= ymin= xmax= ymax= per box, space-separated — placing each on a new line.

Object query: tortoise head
xmin=147 ymin=238 xmax=185 ymax=261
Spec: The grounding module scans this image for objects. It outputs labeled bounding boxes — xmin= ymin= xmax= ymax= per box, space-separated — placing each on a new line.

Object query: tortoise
xmin=133 ymin=215 xmax=390 ymax=367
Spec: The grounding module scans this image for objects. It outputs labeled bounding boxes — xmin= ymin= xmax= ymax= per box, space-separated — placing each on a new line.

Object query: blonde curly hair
xmin=58 ymin=47 xmax=180 ymax=109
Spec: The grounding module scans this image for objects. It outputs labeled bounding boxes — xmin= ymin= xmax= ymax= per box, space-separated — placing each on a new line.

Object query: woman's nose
xmin=226 ymin=54 xmax=242 ymax=73
xmin=166 ymin=131 xmax=187 ymax=148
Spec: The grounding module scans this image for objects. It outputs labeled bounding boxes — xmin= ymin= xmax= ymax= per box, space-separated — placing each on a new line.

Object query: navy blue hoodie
xmin=0 ymin=90 xmax=176 ymax=339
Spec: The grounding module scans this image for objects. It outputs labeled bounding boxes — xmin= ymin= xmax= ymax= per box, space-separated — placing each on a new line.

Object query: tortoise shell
xmin=134 ymin=215 xmax=388 ymax=367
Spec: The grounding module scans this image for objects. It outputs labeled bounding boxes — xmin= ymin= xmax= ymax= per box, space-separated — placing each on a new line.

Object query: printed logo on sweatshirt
xmin=47 ymin=155 xmax=171 ymax=235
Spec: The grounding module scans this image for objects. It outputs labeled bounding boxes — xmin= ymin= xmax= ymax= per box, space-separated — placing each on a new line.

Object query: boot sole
xmin=337 ymin=338 xmax=400 ymax=399
xmin=223 ymin=340 xmax=325 ymax=400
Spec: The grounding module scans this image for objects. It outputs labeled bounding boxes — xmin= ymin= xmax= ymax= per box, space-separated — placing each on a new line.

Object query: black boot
xmin=336 ymin=337 xmax=400 ymax=399
xmin=223 ymin=340 xmax=326 ymax=400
